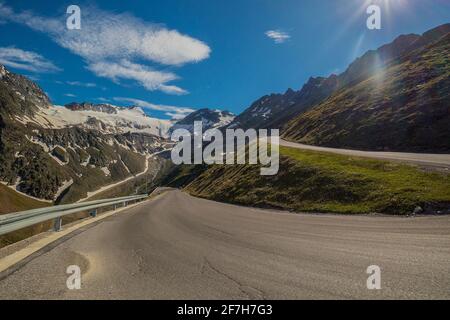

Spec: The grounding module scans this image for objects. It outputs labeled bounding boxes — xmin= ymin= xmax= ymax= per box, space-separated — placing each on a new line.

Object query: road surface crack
xmin=131 ymin=249 xmax=148 ymax=276
xmin=201 ymin=257 xmax=265 ymax=300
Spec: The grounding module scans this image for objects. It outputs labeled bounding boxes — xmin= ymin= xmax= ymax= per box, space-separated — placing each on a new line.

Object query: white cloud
xmin=0 ymin=4 xmax=210 ymax=94
xmin=0 ymin=47 xmax=61 ymax=73
xmin=64 ymin=93 xmax=76 ymax=97
xmin=89 ymin=60 xmax=188 ymax=95
xmin=113 ymin=97 xmax=195 ymax=119
xmin=49 ymin=8 xmax=210 ymax=66
xmin=265 ymin=30 xmax=291 ymax=44
xmin=66 ymin=81 xmax=96 ymax=88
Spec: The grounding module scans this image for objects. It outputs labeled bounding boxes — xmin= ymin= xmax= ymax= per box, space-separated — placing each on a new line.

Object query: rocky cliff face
xmin=0 ymin=64 xmax=50 ymax=117
xmin=65 ymin=102 xmax=119 ymax=114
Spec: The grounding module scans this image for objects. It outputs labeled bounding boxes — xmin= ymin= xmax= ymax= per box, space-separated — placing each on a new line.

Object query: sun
xmin=361 ymin=0 xmax=412 ymax=28
xmin=363 ymin=0 xmax=410 ymax=14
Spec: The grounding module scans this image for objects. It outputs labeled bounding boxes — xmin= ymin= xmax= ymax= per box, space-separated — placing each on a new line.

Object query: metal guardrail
xmin=0 ymin=194 xmax=148 ymax=236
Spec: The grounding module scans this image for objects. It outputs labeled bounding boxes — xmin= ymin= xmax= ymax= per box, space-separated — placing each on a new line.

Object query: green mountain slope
xmin=225 ymin=23 xmax=450 ymax=152
xmin=0 ymin=183 xmax=49 ymax=215
xmin=283 ymin=32 xmax=450 ymax=152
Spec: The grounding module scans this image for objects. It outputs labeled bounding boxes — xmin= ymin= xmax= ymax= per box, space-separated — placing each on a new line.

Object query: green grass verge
xmin=279 ymin=146 xmax=450 ymax=213
xmin=165 ymin=146 xmax=450 ymax=215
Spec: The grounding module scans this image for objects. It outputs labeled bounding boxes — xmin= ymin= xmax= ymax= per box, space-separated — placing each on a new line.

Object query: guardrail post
xmin=90 ymin=209 xmax=97 ymax=217
xmin=113 ymin=204 xmax=117 ymax=210
xmin=54 ymin=217 xmax=62 ymax=232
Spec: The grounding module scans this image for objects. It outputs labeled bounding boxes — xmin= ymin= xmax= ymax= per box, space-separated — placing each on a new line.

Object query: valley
xmin=0 ymin=2 xmax=449 ymax=302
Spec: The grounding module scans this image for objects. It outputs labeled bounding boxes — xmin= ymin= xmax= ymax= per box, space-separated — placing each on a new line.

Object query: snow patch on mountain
xmin=25 ymin=135 xmax=50 ymax=152
xmin=100 ymin=166 xmax=111 ymax=176
xmin=18 ymin=104 xmax=173 ymax=137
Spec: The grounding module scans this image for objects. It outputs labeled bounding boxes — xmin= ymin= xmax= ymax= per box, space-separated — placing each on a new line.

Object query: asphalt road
xmin=0 ymin=190 xmax=449 ymax=299
xmin=279 ymin=139 xmax=450 ymax=170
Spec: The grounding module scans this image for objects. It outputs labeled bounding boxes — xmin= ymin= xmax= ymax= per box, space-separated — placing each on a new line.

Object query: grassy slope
xmin=164 ymin=146 xmax=450 ymax=215
xmin=282 ymin=34 xmax=450 ymax=152
xmin=0 ymin=184 xmax=53 ymax=247
xmin=0 ymin=183 xmax=50 ymax=215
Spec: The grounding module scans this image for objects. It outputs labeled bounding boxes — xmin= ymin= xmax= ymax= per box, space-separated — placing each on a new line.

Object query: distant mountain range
xmin=0 ymin=63 xmax=236 ymax=204
xmin=228 ymin=23 xmax=450 ymax=152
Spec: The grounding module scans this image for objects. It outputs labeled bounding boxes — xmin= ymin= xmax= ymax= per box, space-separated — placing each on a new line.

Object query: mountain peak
xmin=0 ymin=64 xmax=51 ymax=116
xmin=128 ymin=105 xmax=146 ymax=115
xmin=0 ymin=64 xmax=8 ymax=79
xmin=170 ymin=108 xmax=235 ymax=133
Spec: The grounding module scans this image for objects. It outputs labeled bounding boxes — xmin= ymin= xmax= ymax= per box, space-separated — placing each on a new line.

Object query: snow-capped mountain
xmin=0 ymin=65 xmax=173 ymax=204
xmin=15 ymin=102 xmax=173 ymax=138
xmin=0 ymin=63 xmax=237 ymax=205
xmin=169 ymin=108 xmax=235 ymax=134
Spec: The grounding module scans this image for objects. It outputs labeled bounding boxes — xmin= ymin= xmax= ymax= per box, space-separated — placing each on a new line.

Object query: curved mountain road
xmin=0 ymin=190 xmax=449 ymax=299
xmin=279 ymin=139 xmax=450 ymax=170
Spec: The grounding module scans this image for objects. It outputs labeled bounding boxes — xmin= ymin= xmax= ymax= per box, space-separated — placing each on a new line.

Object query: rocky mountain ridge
xmin=283 ymin=24 xmax=450 ymax=151
xmin=227 ymin=23 xmax=450 ymax=152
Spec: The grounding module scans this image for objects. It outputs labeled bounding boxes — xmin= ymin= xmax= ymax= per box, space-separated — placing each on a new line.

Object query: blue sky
xmin=0 ymin=0 xmax=449 ymax=119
